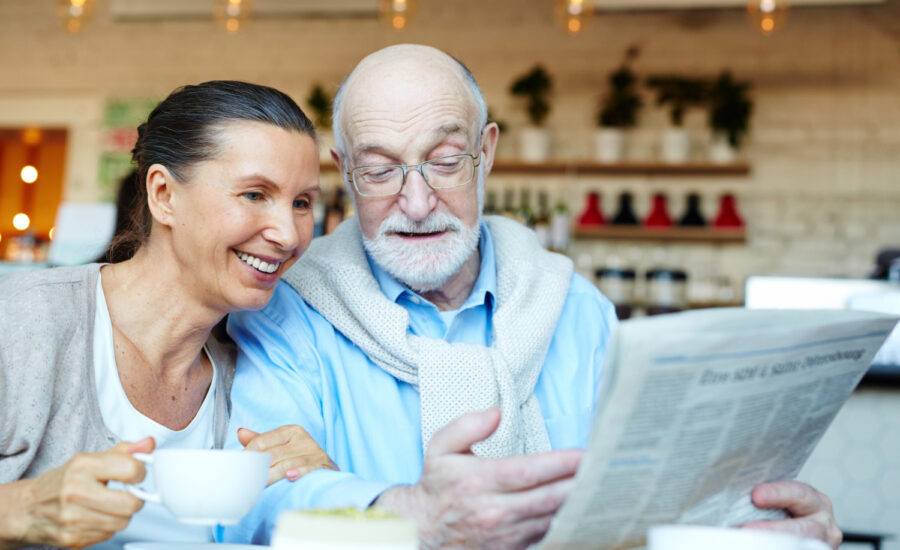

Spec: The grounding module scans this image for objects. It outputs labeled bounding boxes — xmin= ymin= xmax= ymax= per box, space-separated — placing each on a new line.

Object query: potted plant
xmin=596 ymin=46 xmax=643 ymax=163
xmin=707 ymin=71 xmax=753 ymax=163
xmin=646 ymin=75 xmax=708 ymax=163
xmin=509 ymin=65 xmax=553 ymax=162
xmin=306 ymin=83 xmax=334 ymax=161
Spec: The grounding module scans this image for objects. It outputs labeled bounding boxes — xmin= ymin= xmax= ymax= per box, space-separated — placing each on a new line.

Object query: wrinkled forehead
xmin=340 ymin=57 xmax=481 ymax=158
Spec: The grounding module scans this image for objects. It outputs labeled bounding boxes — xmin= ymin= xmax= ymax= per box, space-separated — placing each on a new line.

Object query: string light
xmin=13 ymin=214 xmax=31 ymax=231
xmin=747 ymin=0 xmax=789 ymax=36
xmin=20 ymin=166 xmax=38 ymax=184
xmin=214 ymin=0 xmax=253 ymax=34
xmin=57 ymin=0 xmax=95 ymax=33
xmin=555 ymin=0 xmax=592 ymax=35
xmin=379 ymin=0 xmax=418 ymax=30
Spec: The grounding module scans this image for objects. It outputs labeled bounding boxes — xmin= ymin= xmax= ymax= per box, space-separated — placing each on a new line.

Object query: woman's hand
xmin=238 ymin=425 xmax=336 ymax=486
xmin=0 ymin=437 xmax=154 ymax=550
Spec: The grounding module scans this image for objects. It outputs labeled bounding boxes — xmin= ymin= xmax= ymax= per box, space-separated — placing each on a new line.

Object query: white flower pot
xmin=519 ymin=127 xmax=552 ymax=163
xmin=708 ymin=132 xmax=738 ymax=164
xmin=660 ymin=127 xmax=691 ymax=164
xmin=594 ymin=128 xmax=626 ymax=163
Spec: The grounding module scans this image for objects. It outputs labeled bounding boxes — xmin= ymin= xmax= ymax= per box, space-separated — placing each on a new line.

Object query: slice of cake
xmin=271 ymin=508 xmax=418 ymax=550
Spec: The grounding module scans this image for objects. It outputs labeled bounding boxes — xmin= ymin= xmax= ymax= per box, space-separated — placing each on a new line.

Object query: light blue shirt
xmin=220 ymin=225 xmax=618 ymax=544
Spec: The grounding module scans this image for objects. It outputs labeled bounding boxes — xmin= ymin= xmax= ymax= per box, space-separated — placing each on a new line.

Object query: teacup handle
xmin=125 ymin=453 xmax=161 ymax=504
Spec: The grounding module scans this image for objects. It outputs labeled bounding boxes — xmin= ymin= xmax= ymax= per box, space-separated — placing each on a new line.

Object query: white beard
xmin=362 ymin=210 xmax=481 ymax=293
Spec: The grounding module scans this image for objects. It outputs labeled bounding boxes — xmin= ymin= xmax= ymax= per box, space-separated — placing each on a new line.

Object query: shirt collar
xmin=367 ymin=221 xmax=497 ymax=310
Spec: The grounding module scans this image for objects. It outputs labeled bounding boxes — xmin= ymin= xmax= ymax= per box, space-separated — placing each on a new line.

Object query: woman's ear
xmin=146 ymin=164 xmax=177 ymax=228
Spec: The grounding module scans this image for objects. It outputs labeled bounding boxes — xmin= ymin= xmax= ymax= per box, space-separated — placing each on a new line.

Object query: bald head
xmin=332 ymin=44 xmax=488 ymax=158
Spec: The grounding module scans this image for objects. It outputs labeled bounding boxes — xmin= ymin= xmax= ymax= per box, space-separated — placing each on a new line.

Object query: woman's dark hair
xmin=108 ymin=80 xmax=316 ymax=262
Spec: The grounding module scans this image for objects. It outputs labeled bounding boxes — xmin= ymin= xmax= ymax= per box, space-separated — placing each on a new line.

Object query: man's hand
xmin=374 ymin=408 xmax=582 ymax=550
xmin=743 ymin=481 xmax=842 ymax=549
xmin=238 ymin=425 xmax=336 ymax=486
xmin=0 ymin=437 xmax=153 ymax=550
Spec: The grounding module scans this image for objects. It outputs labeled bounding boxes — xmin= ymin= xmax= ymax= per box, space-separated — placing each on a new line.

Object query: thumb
xmin=427 ymin=408 xmax=501 ymax=458
xmin=106 ymin=437 xmax=154 ymax=455
xmin=128 ymin=436 xmax=155 ymax=454
xmin=237 ymin=427 xmax=260 ymax=448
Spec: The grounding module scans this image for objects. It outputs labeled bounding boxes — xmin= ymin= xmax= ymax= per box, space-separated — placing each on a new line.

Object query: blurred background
xmin=0 ymin=0 xmax=897 ymax=546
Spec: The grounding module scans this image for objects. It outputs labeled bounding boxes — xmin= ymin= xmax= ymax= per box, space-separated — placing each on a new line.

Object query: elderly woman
xmin=0 ymin=81 xmax=330 ymax=549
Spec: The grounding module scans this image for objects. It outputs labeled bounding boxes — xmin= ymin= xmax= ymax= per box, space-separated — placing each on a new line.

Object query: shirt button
xmin=410 ymin=296 xmax=421 ymax=304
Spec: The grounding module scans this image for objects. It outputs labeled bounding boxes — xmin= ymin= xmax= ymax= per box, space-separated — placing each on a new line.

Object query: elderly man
xmin=222 ymin=45 xmax=841 ymax=549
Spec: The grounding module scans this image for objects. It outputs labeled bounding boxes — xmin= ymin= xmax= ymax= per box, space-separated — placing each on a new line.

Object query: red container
xmin=713 ymin=193 xmax=744 ymax=228
xmin=578 ymin=192 xmax=605 ymax=226
xmin=644 ymin=193 xmax=673 ymax=227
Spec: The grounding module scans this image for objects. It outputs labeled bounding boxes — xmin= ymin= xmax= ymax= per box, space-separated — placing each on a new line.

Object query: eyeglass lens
xmin=353 ymin=154 xmax=476 ymax=196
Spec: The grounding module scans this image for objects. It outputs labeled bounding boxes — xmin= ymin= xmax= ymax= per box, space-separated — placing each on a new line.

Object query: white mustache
xmin=379 ymin=212 xmax=463 ymax=236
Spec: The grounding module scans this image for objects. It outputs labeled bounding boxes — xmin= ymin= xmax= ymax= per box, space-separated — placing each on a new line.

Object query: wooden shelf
xmin=491 ymin=161 xmax=750 ymax=176
xmin=574 ymin=225 xmax=746 ymax=243
xmin=320 ymin=161 xmax=750 ymax=177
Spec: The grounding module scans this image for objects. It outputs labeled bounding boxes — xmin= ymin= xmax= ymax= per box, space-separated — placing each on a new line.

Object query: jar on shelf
xmin=645 ymin=268 xmax=688 ymax=315
xmin=595 ymin=267 xmax=637 ymax=320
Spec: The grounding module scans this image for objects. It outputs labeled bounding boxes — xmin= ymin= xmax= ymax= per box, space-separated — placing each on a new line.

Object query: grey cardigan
xmin=0 ymin=264 xmax=234 ymax=490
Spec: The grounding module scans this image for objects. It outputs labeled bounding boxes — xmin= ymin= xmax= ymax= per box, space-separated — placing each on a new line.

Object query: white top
xmin=89 ymin=275 xmax=218 ymax=549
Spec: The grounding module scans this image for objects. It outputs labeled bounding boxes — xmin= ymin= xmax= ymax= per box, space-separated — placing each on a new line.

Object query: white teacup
xmin=126 ymin=449 xmax=270 ymax=526
xmin=647 ymin=525 xmax=831 ymax=550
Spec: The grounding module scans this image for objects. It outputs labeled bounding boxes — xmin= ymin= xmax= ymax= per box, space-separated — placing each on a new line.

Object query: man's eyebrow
xmin=354 ymin=124 xmax=470 ymax=161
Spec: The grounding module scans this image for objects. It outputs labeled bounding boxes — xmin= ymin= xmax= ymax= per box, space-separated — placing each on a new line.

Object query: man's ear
xmin=146 ymin=164 xmax=177 ymax=228
xmin=480 ymin=122 xmax=500 ymax=177
xmin=331 ymin=147 xmax=345 ymax=177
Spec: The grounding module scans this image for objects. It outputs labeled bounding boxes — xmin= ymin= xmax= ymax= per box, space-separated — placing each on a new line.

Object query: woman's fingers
xmin=240 ymin=425 xmax=335 ymax=485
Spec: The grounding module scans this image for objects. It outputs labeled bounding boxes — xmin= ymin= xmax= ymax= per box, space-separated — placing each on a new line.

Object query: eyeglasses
xmin=347 ymin=153 xmax=481 ymax=198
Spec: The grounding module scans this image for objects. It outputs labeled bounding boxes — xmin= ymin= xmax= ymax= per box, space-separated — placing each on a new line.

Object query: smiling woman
xmin=0 ymin=81 xmax=332 ymax=550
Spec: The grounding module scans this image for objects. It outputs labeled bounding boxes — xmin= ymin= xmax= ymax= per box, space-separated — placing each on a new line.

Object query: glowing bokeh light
xmin=20 ymin=165 xmax=38 ymax=184
xmin=13 ymin=213 xmax=31 ymax=231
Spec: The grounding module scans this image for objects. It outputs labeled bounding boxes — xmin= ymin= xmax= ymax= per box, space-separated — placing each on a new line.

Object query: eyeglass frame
xmin=345 ymin=151 xmax=483 ymax=198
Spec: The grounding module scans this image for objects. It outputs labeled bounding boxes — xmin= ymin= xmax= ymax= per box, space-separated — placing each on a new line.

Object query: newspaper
xmin=539 ymin=308 xmax=898 ymax=550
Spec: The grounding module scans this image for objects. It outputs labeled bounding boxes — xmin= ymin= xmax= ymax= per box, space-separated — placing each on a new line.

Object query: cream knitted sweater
xmin=284 ymin=216 xmax=573 ymax=457
xmin=0 ymin=264 xmax=234 ymax=549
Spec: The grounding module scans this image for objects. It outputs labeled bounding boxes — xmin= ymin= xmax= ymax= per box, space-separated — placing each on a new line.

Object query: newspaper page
xmin=539 ymin=308 xmax=898 ymax=550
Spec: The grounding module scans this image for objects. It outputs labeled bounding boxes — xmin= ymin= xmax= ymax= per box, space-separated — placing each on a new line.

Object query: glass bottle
xmin=517 ymin=189 xmax=534 ymax=228
xmin=501 ymin=188 xmax=517 ymax=220
xmin=550 ymin=196 xmax=571 ymax=252
xmin=484 ymin=190 xmax=498 ymax=216
xmin=533 ymin=191 xmax=552 ymax=249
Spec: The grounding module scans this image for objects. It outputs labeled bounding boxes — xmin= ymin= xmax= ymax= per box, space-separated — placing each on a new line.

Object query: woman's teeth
xmin=236 ymin=251 xmax=279 ymax=274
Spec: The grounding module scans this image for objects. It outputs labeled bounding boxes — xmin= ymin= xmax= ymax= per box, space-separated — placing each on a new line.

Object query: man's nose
xmin=398 ymin=167 xmax=436 ymax=222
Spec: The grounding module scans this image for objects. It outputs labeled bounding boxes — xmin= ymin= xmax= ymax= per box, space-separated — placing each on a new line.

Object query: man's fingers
xmin=237 ymin=427 xmax=261 ymax=448
xmin=242 ymin=425 xmax=313 ymax=453
xmin=752 ymin=481 xmax=831 ymax=518
xmin=427 ymin=408 xmax=502 ymax=457
xmin=499 ymin=475 xmax=576 ymax=520
xmin=491 ymin=449 xmax=583 ymax=492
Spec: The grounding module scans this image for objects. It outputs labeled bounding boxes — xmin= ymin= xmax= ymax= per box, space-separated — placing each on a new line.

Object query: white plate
xmin=124 ymin=544 xmax=261 ymax=550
